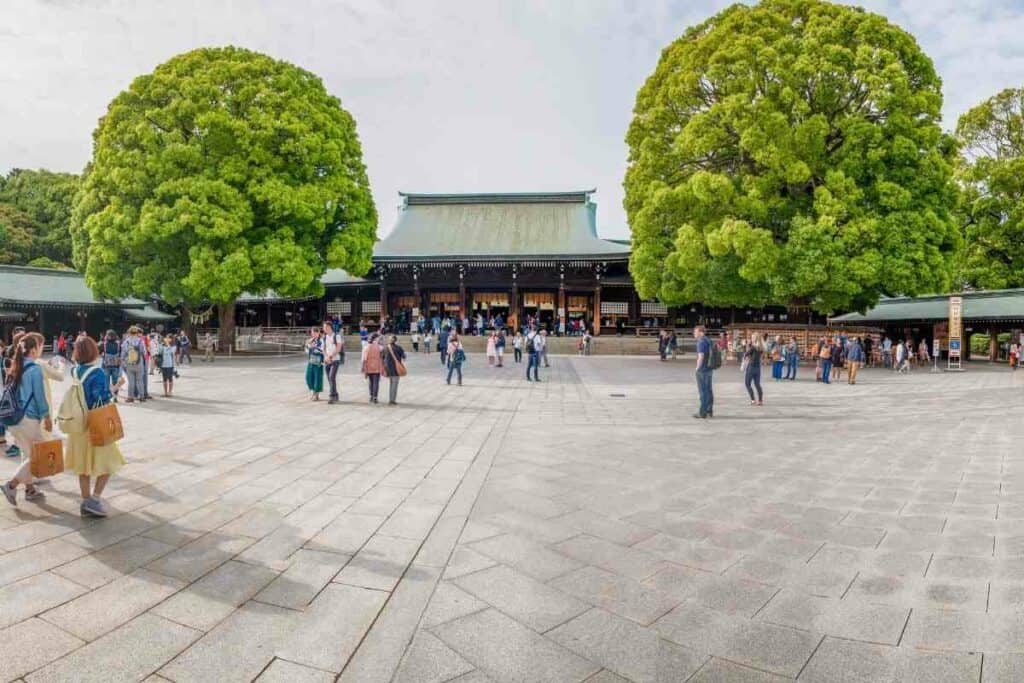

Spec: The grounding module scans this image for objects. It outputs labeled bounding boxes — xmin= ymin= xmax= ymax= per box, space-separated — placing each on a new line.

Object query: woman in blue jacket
xmin=2 ymin=335 xmax=49 ymax=505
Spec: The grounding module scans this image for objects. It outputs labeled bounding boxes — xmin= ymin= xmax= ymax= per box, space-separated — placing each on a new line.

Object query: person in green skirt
xmin=304 ymin=327 xmax=325 ymax=401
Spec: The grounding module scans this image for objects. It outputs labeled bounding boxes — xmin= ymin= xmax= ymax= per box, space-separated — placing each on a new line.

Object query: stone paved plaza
xmin=1 ymin=351 xmax=1022 ymax=682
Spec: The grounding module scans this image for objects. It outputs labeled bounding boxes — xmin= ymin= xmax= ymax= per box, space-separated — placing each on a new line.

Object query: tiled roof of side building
xmin=374 ymin=191 xmax=632 ymax=260
xmin=831 ymin=288 xmax=1024 ymax=323
xmin=0 ymin=264 xmax=147 ymax=308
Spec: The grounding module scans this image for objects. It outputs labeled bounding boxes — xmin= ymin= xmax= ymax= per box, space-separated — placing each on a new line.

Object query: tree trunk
xmin=180 ymin=304 xmax=194 ymax=340
xmin=218 ymin=301 xmax=236 ymax=353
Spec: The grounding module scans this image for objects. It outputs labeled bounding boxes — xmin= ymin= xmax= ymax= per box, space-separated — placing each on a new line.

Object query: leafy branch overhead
xmin=624 ymin=0 xmax=960 ymax=314
xmin=71 ymin=46 xmax=377 ymax=315
xmin=956 ymin=88 xmax=1024 ymax=290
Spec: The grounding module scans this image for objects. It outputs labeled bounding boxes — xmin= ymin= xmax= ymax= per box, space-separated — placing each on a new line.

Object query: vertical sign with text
xmin=948 ymin=296 xmax=963 ymax=370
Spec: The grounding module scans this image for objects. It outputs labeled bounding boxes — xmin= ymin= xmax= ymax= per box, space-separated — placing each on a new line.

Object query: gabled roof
xmin=0 ymin=265 xmax=147 ymax=308
xmin=831 ymin=289 xmax=1024 ymax=324
xmin=373 ymin=191 xmax=632 ymax=261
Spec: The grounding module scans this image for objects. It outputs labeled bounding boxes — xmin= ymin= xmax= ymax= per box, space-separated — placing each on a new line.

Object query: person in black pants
xmin=742 ymin=334 xmax=764 ymax=406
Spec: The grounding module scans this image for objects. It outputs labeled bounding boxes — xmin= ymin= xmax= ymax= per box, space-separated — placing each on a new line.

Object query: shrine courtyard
xmin=1 ymin=353 xmax=1022 ymax=683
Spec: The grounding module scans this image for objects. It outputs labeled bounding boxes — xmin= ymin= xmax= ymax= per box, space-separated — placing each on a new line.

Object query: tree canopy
xmin=956 ymin=88 xmax=1024 ymax=289
xmin=624 ymin=0 xmax=960 ymax=314
xmin=72 ymin=46 xmax=377 ymax=339
xmin=0 ymin=169 xmax=79 ymax=267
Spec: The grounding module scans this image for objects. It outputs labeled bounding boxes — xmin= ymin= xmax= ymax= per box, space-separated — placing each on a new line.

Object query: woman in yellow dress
xmin=66 ymin=336 xmax=124 ymax=518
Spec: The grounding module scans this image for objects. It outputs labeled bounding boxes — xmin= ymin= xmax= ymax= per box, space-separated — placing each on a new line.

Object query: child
xmin=411 ymin=331 xmax=420 ymax=353
xmin=423 ymin=331 xmax=432 ymax=354
xmin=65 ymin=336 xmax=125 ymax=517
xmin=160 ymin=334 xmax=177 ymax=396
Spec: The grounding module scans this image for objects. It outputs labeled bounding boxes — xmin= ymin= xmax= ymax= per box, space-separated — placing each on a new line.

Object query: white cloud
xmin=2 ymin=0 xmax=1022 ymax=241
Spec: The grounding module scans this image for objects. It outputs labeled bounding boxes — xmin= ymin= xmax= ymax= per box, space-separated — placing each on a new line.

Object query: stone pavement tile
xmin=254 ymin=548 xmax=348 ymax=609
xmin=459 ymin=520 xmax=502 ymax=544
xmin=0 ymin=571 xmax=86 ymax=629
xmin=799 ymin=637 xmax=981 ymax=682
xmin=444 ymin=546 xmax=500 ymax=580
xmin=642 ymin=564 xmax=715 ymax=602
xmin=551 ymin=566 xmax=679 ymax=626
xmin=983 ymin=653 xmax=1024 ymax=682
xmin=61 ymin=512 xmax=160 ymax=550
xmin=654 ymin=601 xmax=820 ymax=677
xmin=146 ymin=531 xmax=255 ymax=581
xmin=277 ymin=583 xmax=387 ymax=673
xmin=0 ymin=617 xmax=84 ymax=682
xmin=684 ymin=574 xmax=778 ymax=617
xmin=0 ymin=514 xmax=89 ymax=551
xmin=41 ymin=568 xmax=186 ymax=641
xmin=632 ymin=533 xmax=739 ymax=574
xmin=143 ymin=501 xmax=250 ymax=547
xmin=306 ymin=512 xmax=386 ymax=555
xmin=547 ymin=608 xmax=705 ymax=682
xmin=454 ymin=564 xmax=589 ymax=632
xmin=554 ymin=534 xmax=667 ymax=581
xmin=218 ymin=504 xmax=291 ymax=539
xmin=755 ymin=589 xmax=909 ymax=645
xmin=26 ymin=613 xmax=201 ymax=683
xmin=988 ymin=581 xmax=1024 ymax=611
xmin=255 ymin=658 xmax=335 ymax=682
xmin=479 ymin=509 xmax=578 ymax=544
xmin=725 ymin=555 xmax=853 ymax=599
xmin=469 ymin=533 xmax=580 ymax=581
xmin=348 ymin=485 xmax=411 ymax=517
xmin=414 ymin=515 xmax=466 ymax=568
xmin=902 ymin=608 xmax=990 ymax=652
xmin=549 ymin=509 xmax=657 ymax=546
xmin=152 ymin=560 xmax=279 ymax=631
xmin=432 ymin=608 xmax=600 ymax=683
xmin=687 ymin=657 xmax=790 ymax=682
xmin=848 ymin=574 xmax=988 ymax=611
xmin=927 ymin=555 xmax=996 ymax=580
xmin=420 ymin=581 xmax=488 ymax=628
xmin=583 ymin=671 xmax=630 ymax=683
xmin=339 ymin=565 xmax=443 ymax=682
xmin=0 ymin=538 xmax=88 ymax=587
xmin=52 ymin=535 xmax=176 ymax=589
xmin=333 ymin=534 xmax=421 ymax=591
xmin=160 ymin=601 xmax=298 ymax=683
xmin=378 ymin=502 xmax=445 ymax=541
xmin=808 ymin=545 xmax=930 ymax=578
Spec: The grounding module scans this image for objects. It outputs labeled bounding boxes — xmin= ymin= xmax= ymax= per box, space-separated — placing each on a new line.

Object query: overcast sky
xmin=3 ymin=0 xmax=1023 ymax=240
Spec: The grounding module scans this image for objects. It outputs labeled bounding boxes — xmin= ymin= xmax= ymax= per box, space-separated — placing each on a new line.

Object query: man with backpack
xmin=120 ymin=327 xmax=147 ymax=403
xmin=694 ymin=325 xmax=718 ymax=418
xmin=322 ymin=320 xmax=344 ymax=405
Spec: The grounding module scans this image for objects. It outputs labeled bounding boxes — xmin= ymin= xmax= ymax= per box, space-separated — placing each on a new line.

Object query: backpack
xmin=57 ymin=365 xmax=100 ymax=434
xmin=0 ymin=377 xmax=25 ymax=427
xmin=708 ymin=342 xmax=723 ymax=370
xmin=125 ymin=340 xmax=141 ymax=366
xmin=103 ymin=340 xmax=120 ymax=368
xmin=526 ymin=334 xmax=537 ymax=354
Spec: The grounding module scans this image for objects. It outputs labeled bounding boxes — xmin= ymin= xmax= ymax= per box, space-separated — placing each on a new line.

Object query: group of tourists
xmin=102 ymin=326 xmax=187 ymax=401
xmin=303 ymin=321 xmax=408 ymax=405
xmin=0 ymin=327 xmax=125 ymax=517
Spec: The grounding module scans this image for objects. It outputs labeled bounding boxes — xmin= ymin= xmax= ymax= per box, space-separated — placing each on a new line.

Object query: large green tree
xmin=0 ymin=169 xmax=79 ymax=266
xmin=956 ymin=88 xmax=1024 ymax=289
xmin=72 ymin=46 xmax=377 ymax=345
xmin=624 ymin=0 xmax=960 ymax=314
xmin=0 ymin=203 xmax=37 ymax=264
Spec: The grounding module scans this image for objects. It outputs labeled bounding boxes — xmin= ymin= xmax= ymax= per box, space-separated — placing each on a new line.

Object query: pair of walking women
xmin=361 ymin=333 xmax=406 ymax=404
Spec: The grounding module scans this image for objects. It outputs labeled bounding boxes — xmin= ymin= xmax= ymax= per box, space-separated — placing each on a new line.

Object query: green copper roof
xmin=831 ymin=289 xmax=1024 ymax=323
xmin=0 ymin=265 xmax=146 ymax=308
xmin=123 ymin=305 xmax=177 ymax=322
xmin=321 ymin=268 xmax=370 ymax=286
xmin=375 ymin=191 xmax=631 ymax=260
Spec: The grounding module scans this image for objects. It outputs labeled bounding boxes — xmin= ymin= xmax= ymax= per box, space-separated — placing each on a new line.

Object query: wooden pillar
xmin=558 ymin=285 xmax=566 ymax=336
xmin=458 ymin=265 xmax=467 ymax=323
xmin=510 ymin=265 xmax=519 ymax=331
xmin=380 ymin=280 xmax=388 ymax=322
xmin=593 ymin=285 xmax=602 ymax=336
xmin=989 ymin=326 xmax=998 ymax=362
xmin=630 ymin=288 xmax=640 ymax=324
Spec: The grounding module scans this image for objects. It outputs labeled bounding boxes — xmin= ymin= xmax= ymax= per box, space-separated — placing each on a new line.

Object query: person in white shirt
xmin=321 ymin=320 xmax=344 ymax=404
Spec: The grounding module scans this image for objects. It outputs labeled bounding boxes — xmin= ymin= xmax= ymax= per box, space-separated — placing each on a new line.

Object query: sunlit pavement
xmin=1 ymin=354 xmax=1021 ymax=682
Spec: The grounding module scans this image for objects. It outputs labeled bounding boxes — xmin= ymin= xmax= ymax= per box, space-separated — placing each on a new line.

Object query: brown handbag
xmin=31 ymin=437 xmax=65 ymax=478
xmin=387 ymin=344 xmax=407 ymax=377
xmin=87 ymin=402 xmax=124 ymax=446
